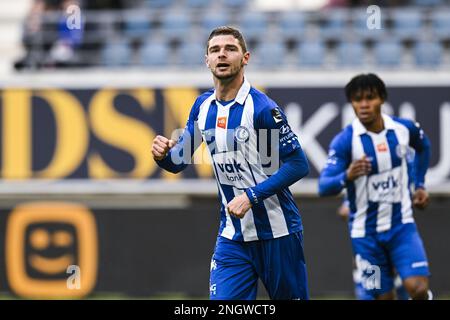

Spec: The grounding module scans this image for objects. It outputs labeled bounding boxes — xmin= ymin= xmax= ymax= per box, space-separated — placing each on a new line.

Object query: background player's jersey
xmin=319 ymin=114 xmax=430 ymax=238
xmin=157 ymin=79 xmax=308 ymax=242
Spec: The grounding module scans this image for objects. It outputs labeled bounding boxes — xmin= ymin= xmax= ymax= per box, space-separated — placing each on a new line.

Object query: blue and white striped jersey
xmin=319 ymin=114 xmax=430 ymax=238
xmin=157 ymin=79 xmax=309 ymax=242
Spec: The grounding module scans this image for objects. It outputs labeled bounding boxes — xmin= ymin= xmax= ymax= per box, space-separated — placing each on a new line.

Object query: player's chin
xmin=213 ymin=68 xmax=239 ymax=79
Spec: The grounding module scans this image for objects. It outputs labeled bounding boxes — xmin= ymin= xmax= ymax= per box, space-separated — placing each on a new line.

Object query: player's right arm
xmin=153 ymin=98 xmax=203 ymax=174
xmin=318 ymin=130 xmax=371 ymax=196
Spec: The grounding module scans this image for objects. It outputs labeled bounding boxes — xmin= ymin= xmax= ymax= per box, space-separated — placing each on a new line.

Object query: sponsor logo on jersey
xmin=213 ymin=151 xmax=254 ymax=188
xmin=377 ymin=142 xmax=388 ymax=152
xmin=367 ymin=167 xmax=403 ymax=203
xmin=217 ymin=117 xmax=227 ymax=129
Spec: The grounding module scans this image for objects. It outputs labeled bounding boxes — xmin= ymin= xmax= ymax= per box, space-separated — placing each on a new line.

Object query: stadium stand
xmin=11 ymin=0 xmax=450 ymax=70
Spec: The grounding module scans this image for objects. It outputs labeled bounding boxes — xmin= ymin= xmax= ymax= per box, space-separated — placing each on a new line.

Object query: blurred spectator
xmin=15 ymin=0 xmax=85 ymax=69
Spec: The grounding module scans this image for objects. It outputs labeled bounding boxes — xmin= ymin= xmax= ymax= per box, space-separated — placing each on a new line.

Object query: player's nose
xmin=359 ymin=99 xmax=370 ymax=108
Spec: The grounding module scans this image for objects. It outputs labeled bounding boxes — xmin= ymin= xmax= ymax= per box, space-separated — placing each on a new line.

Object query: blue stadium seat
xmin=178 ymin=41 xmax=206 ymax=67
xmin=336 ymin=41 xmax=365 ymax=67
xmin=161 ymin=12 xmax=191 ymax=41
xmin=413 ymin=0 xmax=444 ymax=6
xmin=413 ymin=41 xmax=443 ymax=67
xmin=223 ymin=0 xmax=248 ymax=9
xmin=278 ymin=11 xmax=306 ymax=41
xmin=144 ymin=0 xmax=175 ymax=9
xmin=297 ymin=41 xmax=326 ymax=67
xmin=391 ymin=10 xmax=424 ymax=41
xmin=351 ymin=9 xmax=386 ymax=41
xmin=102 ymin=41 xmax=132 ymax=66
xmin=201 ymin=12 xmax=230 ymax=36
xmin=320 ymin=10 xmax=348 ymax=40
xmin=254 ymin=42 xmax=286 ymax=68
xmin=431 ymin=10 xmax=450 ymax=41
xmin=373 ymin=41 xmax=403 ymax=67
xmin=123 ymin=12 xmax=151 ymax=41
xmin=239 ymin=12 xmax=269 ymax=41
xmin=186 ymin=0 xmax=213 ymax=9
xmin=139 ymin=41 xmax=170 ymax=66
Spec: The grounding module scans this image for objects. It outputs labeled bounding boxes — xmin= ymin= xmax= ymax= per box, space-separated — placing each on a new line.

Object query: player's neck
xmin=363 ymin=115 xmax=385 ymax=133
xmin=214 ymin=74 xmax=244 ymax=102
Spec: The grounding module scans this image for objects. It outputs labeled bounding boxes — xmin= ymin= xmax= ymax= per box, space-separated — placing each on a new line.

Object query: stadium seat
xmin=254 ymin=42 xmax=287 ymax=68
xmin=139 ymin=40 xmax=170 ymax=66
xmin=277 ymin=11 xmax=306 ymax=41
xmin=413 ymin=41 xmax=443 ymax=67
xmin=373 ymin=41 xmax=403 ymax=67
xmin=144 ymin=0 xmax=175 ymax=9
xmin=336 ymin=41 xmax=365 ymax=67
xmin=161 ymin=12 xmax=191 ymax=41
xmin=178 ymin=41 xmax=206 ymax=67
xmin=201 ymin=12 xmax=230 ymax=37
xmin=351 ymin=9 xmax=386 ymax=41
xmin=320 ymin=10 xmax=348 ymax=41
xmin=222 ymin=0 xmax=248 ymax=9
xmin=102 ymin=41 xmax=132 ymax=66
xmin=297 ymin=41 xmax=326 ymax=67
xmin=123 ymin=11 xmax=151 ymax=41
xmin=186 ymin=0 xmax=213 ymax=9
xmin=431 ymin=10 xmax=450 ymax=41
xmin=413 ymin=0 xmax=444 ymax=6
xmin=391 ymin=9 xmax=424 ymax=41
xmin=239 ymin=12 xmax=269 ymax=41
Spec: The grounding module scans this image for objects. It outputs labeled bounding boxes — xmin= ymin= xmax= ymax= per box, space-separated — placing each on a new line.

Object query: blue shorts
xmin=209 ymin=232 xmax=309 ymax=300
xmin=354 ymin=271 xmax=409 ymax=300
xmin=351 ymin=222 xmax=430 ymax=299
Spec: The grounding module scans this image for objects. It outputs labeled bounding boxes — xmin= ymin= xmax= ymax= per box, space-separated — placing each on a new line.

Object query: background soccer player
xmin=151 ymin=26 xmax=310 ymax=300
xmin=319 ymin=73 xmax=432 ymax=300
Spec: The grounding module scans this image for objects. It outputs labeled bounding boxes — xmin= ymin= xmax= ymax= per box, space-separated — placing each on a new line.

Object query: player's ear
xmin=242 ymin=52 xmax=250 ymax=66
xmin=205 ymin=54 xmax=210 ymax=68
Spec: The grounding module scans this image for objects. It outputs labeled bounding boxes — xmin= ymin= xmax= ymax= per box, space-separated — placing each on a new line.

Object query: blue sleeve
xmin=155 ymin=100 xmax=202 ymax=174
xmin=245 ymin=104 xmax=309 ymax=205
xmin=318 ymin=130 xmax=352 ymax=196
xmin=255 ymin=103 xmax=302 ymax=159
xmin=395 ymin=118 xmax=431 ymax=189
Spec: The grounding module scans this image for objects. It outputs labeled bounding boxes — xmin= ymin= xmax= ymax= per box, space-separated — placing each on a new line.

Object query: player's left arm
xmin=227 ymin=104 xmax=309 ymax=219
xmin=399 ymin=118 xmax=431 ymax=209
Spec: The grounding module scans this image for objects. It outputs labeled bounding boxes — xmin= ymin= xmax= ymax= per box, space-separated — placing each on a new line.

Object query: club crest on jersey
xmin=234 ymin=126 xmax=250 ymax=143
xmin=377 ymin=142 xmax=388 ymax=152
xmin=396 ymin=144 xmax=415 ymax=161
xmin=271 ymin=108 xmax=283 ymax=123
xmin=217 ymin=117 xmax=227 ymax=129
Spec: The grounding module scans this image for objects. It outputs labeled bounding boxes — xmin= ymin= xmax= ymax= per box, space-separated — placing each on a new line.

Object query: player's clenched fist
xmin=346 ymin=155 xmax=372 ymax=181
xmin=227 ymin=193 xmax=252 ymax=219
xmin=152 ymin=135 xmax=175 ymax=161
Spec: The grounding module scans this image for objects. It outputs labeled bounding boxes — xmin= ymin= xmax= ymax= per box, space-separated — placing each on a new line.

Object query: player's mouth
xmin=216 ymin=63 xmax=230 ymax=70
xmin=358 ymin=111 xmax=372 ymax=121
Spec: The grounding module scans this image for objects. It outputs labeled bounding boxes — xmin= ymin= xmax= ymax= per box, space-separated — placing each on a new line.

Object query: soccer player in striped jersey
xmin=151 ymin=27 xmax=310 ymax=300
xmin=319 ymin=73 xmax=432 ymax=300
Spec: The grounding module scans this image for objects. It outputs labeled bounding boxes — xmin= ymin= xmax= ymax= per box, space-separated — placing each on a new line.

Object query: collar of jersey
xmin=215 ymin=100 xmax=236 ymax=108
xmin=352 ymin=113 xmax=396 ymax=135
xmin=211 ymin=77 xmax=251 ymax=106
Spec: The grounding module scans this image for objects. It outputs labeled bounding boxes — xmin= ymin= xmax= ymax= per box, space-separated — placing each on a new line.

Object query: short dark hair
xmin=345 ymin=73 xmax=388 ymax=102
xmin=206 ymin=26 xmax=248 ymax=54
